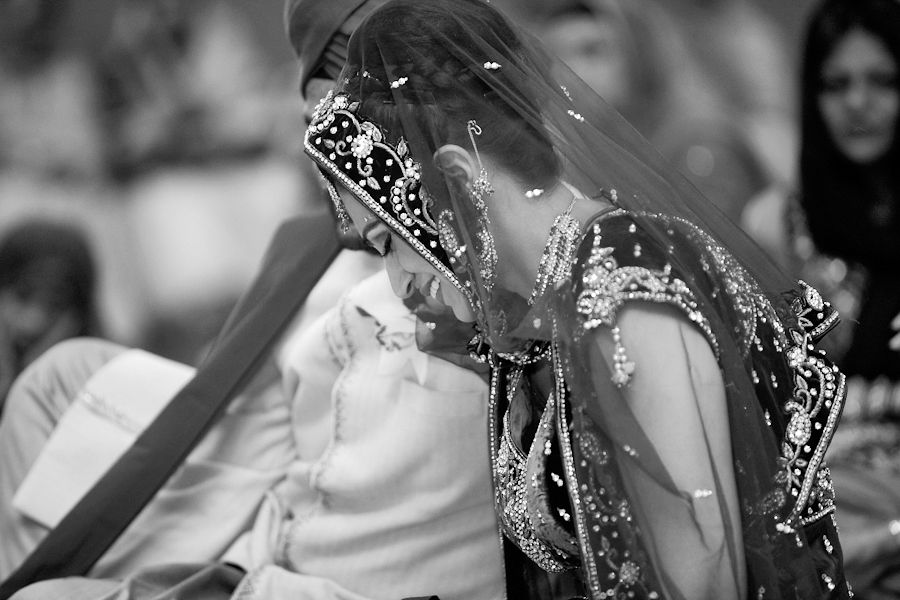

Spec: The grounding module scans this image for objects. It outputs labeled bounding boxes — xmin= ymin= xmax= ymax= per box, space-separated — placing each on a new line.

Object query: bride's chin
xmin=422 ymin=289 xmax=476 ymax=323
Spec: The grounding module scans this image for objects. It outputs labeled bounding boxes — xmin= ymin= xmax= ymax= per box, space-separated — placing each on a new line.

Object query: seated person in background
xmin=536 ymin=0 xmax=770 ymax=225
xmin=0 ymin=220 xmax=103 ymax=410
xmin=758 ymin=0 xmax=900 ymax=597
xmin=3 ymin=270 xmax=504 ymax=600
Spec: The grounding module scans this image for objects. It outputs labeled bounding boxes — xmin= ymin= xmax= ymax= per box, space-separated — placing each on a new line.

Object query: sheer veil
xmin=305 ymin=0 xmax=843 ymax=597
xmin=320 ymin=0 xmax=796 ymax=335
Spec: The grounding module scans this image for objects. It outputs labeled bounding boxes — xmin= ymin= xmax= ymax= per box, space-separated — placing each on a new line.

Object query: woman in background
xmin=799 ymin=0 xmax=900 ymax=382
xmin=793 ymin=0 xmax=900 ymax=597
xmin=538 ymin=0 xmax=770 ymax=225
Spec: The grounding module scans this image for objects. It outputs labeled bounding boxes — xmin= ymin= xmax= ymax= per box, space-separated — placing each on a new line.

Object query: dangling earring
xmin=324 ymin=178 xmax=352 ymax=234
xmin=466 ymin=119 xmax=497 ymax=291
xmin=466 ymin=120 xmax=494 ymax=209
xmin=476 ymin=225 xmax=498 ymax=292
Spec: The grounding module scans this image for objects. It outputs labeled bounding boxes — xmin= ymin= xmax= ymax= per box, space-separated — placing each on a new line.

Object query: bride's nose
xmin=385 ymin=257 xmax=415 ymax=299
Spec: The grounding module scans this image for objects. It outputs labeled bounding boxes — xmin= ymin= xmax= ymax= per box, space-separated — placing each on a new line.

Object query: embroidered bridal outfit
xmin=304 ymin=0 xmax=851 ymax=597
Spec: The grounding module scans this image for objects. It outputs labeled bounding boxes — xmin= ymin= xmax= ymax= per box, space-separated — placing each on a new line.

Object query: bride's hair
xmin=339 ymin=0 xmax=561 ymax=191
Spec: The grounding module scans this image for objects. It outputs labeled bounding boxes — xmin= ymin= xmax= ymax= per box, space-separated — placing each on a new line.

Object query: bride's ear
xmin=433 ymin=144 xmax=478 ymax=186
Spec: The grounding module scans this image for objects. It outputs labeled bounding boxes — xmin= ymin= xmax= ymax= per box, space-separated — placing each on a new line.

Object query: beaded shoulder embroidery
xmin=573 ymin=210 xmax=785 ymax=357
xmin=570 ymin=209 xmax=846 ymax=535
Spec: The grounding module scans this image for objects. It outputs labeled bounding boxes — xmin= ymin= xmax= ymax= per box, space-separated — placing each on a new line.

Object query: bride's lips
xmin=418 ymin=277 xmax=444 ymax=305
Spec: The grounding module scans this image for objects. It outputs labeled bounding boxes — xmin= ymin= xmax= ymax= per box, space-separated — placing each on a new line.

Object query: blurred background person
xmin=93 ymin=0 xmax=311 ymax=364
xmin=0 ymin=0 xmax=106 ymax=180
xmin=799 ymin=0 xmax=900 ymax=382
xmin=0 ymin=221 xmax=102 ymax=410
xmin=1 ymin=0 xmax=315 ymax=367
xmin=96 ymin=0 xmax=289 ymax=180
xmin=740 ymin=0 xmax=900 ymax=597
xmin=744 ymin=0 xmax=899 ymax=369
xmin=533 ymin=0 xmax=772 ymax=224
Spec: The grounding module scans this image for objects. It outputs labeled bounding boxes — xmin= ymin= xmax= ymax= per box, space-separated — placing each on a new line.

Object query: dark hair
xmin=0 ymin=220 xmax=101 ymax=337
xmin=340 ymin=0 xmax=562 ymax=191
xmin=799 ymin=0 xmax=900 ymax=234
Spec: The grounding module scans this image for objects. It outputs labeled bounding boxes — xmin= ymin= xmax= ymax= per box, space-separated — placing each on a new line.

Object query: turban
xmin=285 ymin=0 xmax=389 ymax=91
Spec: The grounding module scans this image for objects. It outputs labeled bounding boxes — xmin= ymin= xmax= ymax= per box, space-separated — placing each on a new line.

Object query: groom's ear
xmin=433 ymin=144 xmax=478 ymax=186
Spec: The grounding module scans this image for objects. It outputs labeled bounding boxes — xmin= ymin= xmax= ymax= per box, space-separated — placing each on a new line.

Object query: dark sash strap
xmin=0 ymin=211 xmax=341 ymax=599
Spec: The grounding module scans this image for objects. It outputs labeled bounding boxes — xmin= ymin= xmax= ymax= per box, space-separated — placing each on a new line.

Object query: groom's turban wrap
xmin=285 ymin=0 xmax=390 ymax=90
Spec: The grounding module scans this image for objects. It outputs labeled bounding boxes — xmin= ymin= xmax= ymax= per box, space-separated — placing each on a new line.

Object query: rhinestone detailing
xmin=305 ymin=91 xmax=463 ymax=295
xmin=528 ymin=196 xmax=581 ymax=305
xmin=576 ymin=216 xmax=712 ymax=349
xmin=490 ymin=367 xmax=578 ymax=572
xmin=572 ymin=209 xmax=847 ymax=537
xmin=610 ymin=326 xmax=635 ymax=388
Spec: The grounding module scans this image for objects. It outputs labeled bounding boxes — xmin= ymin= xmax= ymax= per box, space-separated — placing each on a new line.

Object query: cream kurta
xmin=225 ymin=271 xmax=505 ymax=600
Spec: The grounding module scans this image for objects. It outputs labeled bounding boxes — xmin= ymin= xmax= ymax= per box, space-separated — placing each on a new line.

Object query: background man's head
xmin=284 ymin=0 xmax=389 ymax=122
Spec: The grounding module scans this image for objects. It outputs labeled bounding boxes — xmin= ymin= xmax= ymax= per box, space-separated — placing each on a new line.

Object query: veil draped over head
xmin=309 ymin=0 xmax=796 ymax=344
xmin=305 ymin=0 xmax=846 ymax=598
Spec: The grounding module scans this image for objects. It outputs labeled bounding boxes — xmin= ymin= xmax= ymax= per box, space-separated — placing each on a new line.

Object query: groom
xmin=0 ymin=0 xmax=474 ymax=592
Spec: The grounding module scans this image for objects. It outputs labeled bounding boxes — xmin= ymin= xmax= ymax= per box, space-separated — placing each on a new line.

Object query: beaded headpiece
xmin=304 ymin=91 xmax=465 ymax=294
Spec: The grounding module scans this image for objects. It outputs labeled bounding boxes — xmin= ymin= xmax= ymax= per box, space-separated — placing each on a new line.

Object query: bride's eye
xmin=366 ymin=228 xmax=393 ymax=257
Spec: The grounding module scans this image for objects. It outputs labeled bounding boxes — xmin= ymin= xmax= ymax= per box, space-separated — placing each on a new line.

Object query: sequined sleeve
xmin=571 ymin=211 xmax=846 ymax=527
xmin=564 ymin=209 xmax=850 ymax=599
xmin=573 ymin=211 xmax=718 ymax=352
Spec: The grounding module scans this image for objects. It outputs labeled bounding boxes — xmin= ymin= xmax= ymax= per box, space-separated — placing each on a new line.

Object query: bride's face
xmin=339 ymin=186 xmax=477 ymax=323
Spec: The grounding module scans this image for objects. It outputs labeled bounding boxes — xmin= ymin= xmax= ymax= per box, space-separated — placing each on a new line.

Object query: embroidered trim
xmin=492 ymin=363 xmax=575 ymax=572
xmin=779 ymin=322 xmax=846 ymax=530
xmin=283 ymin=294 xmax=358 ymax=566
xmin=575 ymin=221 xmax=716 ymax=354
xmin=799 ymin=467 xmax=837 ymax=527
xmin=792 ymin=280 xmax=840 ymax=342
xmin=553 ymin=346 xmax=601 ymax=591
xmin=553 ymin=343 xmax=660 ymax=600
xmin=305 ymin=92 xmax=467 ymax=298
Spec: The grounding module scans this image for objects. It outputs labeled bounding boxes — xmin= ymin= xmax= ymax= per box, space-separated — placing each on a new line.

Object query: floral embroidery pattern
xmin=774 ymin=288 xmax=846 ymax=533
xmin=573 ymin=211 xmax=846 ymax=539
xmin=306 ymin=92 xmax=463 ymax=296
xmin=575 ymin=219 xmax=716 ymax=354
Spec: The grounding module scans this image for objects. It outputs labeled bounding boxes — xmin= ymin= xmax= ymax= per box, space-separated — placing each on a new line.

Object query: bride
xmin=304 ymin=0 xmax=850 ymax=597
